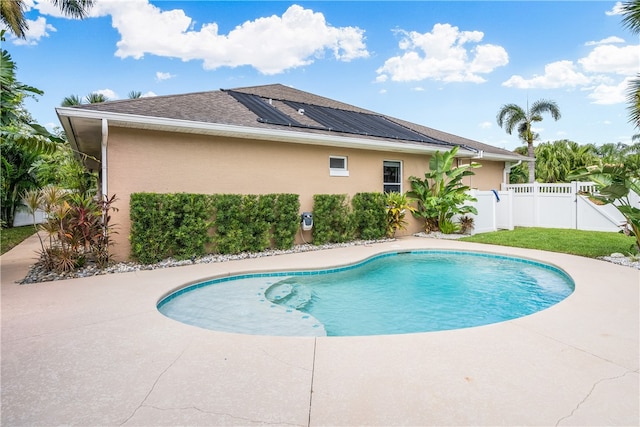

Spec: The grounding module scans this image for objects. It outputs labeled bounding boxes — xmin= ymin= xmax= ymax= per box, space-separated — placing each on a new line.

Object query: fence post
xmin=533 ymin=182 xmax=539 ymax=227
xmin=571 ymin=181 xmax=578 ymax=229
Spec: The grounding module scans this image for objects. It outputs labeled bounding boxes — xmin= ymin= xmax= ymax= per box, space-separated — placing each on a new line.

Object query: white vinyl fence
xmin=468 ymin=182 xmax=635 ymax=234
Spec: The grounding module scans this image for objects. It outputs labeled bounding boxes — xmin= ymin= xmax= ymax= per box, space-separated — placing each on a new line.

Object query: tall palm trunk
xmin=527 ymin=142 xmax=535 ymax=183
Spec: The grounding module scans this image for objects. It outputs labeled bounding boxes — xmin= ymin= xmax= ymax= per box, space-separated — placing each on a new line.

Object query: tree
xmin=1 ymin=0 xmax=94 ymax=39
xmin=533 ymin=140 xmax=598 ymax=183
xmin=497 ymin=99 xmax=561 ymax=183
xmin=61 ymin=94 xmax=82 ymax=107
xmin=621 ymin=0 xmax=640 ymax=34
xmin=1 ymin=34 xmax=62 ymax=153
xmin=61 ymin=90 xmax=141 ymax=106
xmin=1 ymin=140 xmax=41 ymax=226
xmin=570 ymin=163 xmax=640 ymax=252
xmin=621 ymin=1 xmax=640 ymax=138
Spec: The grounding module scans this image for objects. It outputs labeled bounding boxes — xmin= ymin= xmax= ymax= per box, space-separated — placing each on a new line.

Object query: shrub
xmin=131 ymin=192 xmax=300 ymax=262
xmin=272 ymin=193 xmax=300 ymax=249
xmin=23 ymin=187 xmax=118 ymax=271
xmin=408 ymin=146 xmax=480 ymax=233
xmin=312 ymin=194 xmax=354 ymax=244
xmin=352 ymin=192 xmax=387 ymax=240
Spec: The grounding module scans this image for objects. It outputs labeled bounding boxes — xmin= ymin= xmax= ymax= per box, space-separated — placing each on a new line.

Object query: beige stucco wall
xmin=106 ymin=127 xmax=505 ymax=260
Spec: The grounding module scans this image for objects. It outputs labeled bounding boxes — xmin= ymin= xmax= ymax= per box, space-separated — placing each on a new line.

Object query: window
xmin=329 ymin=156 xmax=349 ymax=177
xmin=383 ymin=160 xmax=402 ymax=192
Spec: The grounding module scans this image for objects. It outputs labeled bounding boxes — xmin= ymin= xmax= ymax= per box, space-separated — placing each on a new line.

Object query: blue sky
xmin=6 ymin=0 xmax=638 ymax=151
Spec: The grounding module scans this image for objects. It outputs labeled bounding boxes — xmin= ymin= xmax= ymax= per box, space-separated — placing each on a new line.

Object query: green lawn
xmin=2 ymin=225 xmax=636 ymax=259
xmin=1 ymin=226 xmax=36 ymax=255
xmin=460 ymin=227 xmax=637 ymax=258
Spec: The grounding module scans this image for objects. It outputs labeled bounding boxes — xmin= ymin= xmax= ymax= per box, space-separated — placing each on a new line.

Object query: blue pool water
xmin=158 ymin=251 xmax=574 ymax=337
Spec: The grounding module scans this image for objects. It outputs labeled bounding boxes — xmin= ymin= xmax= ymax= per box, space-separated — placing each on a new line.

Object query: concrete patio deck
xmin=1 ymin=234 xmax=638 ymax=426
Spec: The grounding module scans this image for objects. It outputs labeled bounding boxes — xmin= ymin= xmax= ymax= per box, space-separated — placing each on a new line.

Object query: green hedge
xmin=352 ymin=192 xmax=387 ymax=240
xmin=312 ymin=194 xmax=354 ymax=244
xmin=130 ymin=191 xmax=388 ymax=263
xmin=130 ymin=192 xmax=299 ymax=263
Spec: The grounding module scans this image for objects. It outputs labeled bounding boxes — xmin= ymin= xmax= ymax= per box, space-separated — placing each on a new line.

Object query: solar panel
xmin=226 ymin=91 xmax=301 ymax=127
xmin=283 ymin=101 xmax=451 ymax=145
xmin=226 ymin=90 xmax=463 ymax=150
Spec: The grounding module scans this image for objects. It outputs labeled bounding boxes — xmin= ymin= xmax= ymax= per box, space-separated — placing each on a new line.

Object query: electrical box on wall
xmin=301 ymin=212 xmax=313 ymax=231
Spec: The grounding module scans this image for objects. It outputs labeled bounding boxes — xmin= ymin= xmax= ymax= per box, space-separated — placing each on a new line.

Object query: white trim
xmin=329 ymin=155 xmax=349 ymax=177
xmin=383 ymin=160 xmax=403 ymax=193
xmin=101 ymin=118 xmax=108 ymax=197
xmin=55 ymin=107 xmax=525 ymax=161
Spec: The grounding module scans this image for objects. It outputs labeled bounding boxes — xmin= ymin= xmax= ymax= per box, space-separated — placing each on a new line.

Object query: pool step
xmin=265 ymin=280 xmax=313 ymax=310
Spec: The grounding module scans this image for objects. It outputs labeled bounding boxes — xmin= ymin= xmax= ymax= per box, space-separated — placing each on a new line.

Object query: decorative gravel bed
xmin=19 ymin=239 xmax=395 ymax=284
xmin=18 ymin=234 xmax=639 ymax=284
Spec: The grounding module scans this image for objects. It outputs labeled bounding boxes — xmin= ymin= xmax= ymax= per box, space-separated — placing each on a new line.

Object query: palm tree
xmin=61 ymin=94 xmax=82 ymax=107
xmin=128 ymin=91 xmax=142 ymax=99
xmin=621 ymin=0 xmax=640 ymax=34
xmin=61 ymin=93 xmax=107 ymax=106
xmin=1 ymin=39 xmax=61 ymax=153
xmin=1 ymin=0 xmax=94 ymax=39
xmin=85 ymin=92 xmax=107 ymax=104
xmin=496 ymin=99 xmax=561 ymax=182
xmin=621 ymin=1 xmax=640 ymax=138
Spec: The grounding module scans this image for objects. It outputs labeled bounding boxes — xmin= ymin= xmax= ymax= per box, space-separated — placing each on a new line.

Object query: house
xmin=56 ymin=84 xmax=527 ymax=260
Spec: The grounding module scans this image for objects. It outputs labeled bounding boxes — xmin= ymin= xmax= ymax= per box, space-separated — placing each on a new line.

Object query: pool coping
xmin=1 ymin=236 xmax=638 ymax=426
xmin=158 ymin=249 xmax=576 ymax=337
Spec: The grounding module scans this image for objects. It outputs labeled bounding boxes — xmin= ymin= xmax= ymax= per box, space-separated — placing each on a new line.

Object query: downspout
xmin=503 ymin=160 xmax=522 ymax=188
xmin=101 ymin=118 xmax=108 ymax=197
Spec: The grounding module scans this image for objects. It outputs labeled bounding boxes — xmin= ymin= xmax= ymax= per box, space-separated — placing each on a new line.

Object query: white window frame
xmin=383 ymin=160 xmax=402 ymax=193
xmin=329 ymin=155 xmax=349 ymax=177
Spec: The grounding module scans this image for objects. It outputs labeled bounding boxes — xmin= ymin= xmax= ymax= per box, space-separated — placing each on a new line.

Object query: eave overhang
xmin=56 ymin=107 xmax=527 ymax=169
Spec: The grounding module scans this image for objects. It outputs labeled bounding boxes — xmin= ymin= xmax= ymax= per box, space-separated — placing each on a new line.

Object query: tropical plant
xmin=1 ymin=0 xmax=94 ymax=39
xmin=458 ymin=215 xmax=475 ymax=235
xmin=497 ymin=99 xmax=561 ymax=182
xmin=407 ymin=146 xmax=481 ymax=233
xmin=61 ymin=94 xmax=83 ymax=107
xmin=620 ymin=1 xmax=640 ymax=139
xmin=621 ymin=0 xmax=640 ymax=35
xmin=1 ymin=140 xmax=41 ymax=226
xmin=32 ymin=142 xmax=98 ymax=195
xmin=0 ymin=40 xmax=62 ymax=153
xmin=533 ymin=140 xmax=599 ymax=183
xmin=569 ymin=164 xmax=640 ymax=252
xmin=85 ymin=92 xmax=108 ymax=104
xmin=62 ymin=90 xmax=142 ymax=106
xmin=385 ymin=192 xmax=415 ymax=237
xmin=22 ymin=186 xmax=119 ymax=272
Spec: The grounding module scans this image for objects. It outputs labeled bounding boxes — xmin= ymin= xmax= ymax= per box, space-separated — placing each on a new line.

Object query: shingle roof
xmin=65 ymin=83 xmax=519 ymax=158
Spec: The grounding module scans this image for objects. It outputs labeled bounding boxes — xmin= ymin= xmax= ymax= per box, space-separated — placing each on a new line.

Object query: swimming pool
xmin=158 ymin=250 xmax=575 ymax=336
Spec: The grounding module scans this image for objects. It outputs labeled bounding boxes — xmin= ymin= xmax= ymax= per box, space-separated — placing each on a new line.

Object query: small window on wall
xmin=383 ymin=160 xmax=402 ymax=192
xmin=329 ymin=156 xmax=349 ymax=176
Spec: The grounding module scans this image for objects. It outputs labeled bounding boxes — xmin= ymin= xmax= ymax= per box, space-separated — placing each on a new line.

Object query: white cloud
xmin=80 ymin=1 xmax=368 ymax=75
xmin=479 ymin=121 xmax=492 ymax=129
xmin=376 ymin=23 xmax=508 ymax=83
xmin=578 ymin=44 xmax=639 ymax=75
xmin=10 ymin=17 xmax=56 ymax=45
xmin=412 ymin=86 xmax=425 ymax=91
xmin=584 ymin=36 xmax=625 ymax=46
xmin=605 ymin=2 xmax=624 ymax=16
xmin=141 ymin=91 xmax=157 ymax=97
xmin=502 ymin=38 xmax=638 ymax=106
xmin=95 ymin=89 xmax=118 ymax=100
xmin=156 ymin=71 xmax=175 ymax=81
xmin=378 ymin=89 xmax=387 ymax=94
xmin=502 ymin=60 xmax=591 ymax=89
xmin=586 ymin=76 xmax=632 ymax=105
